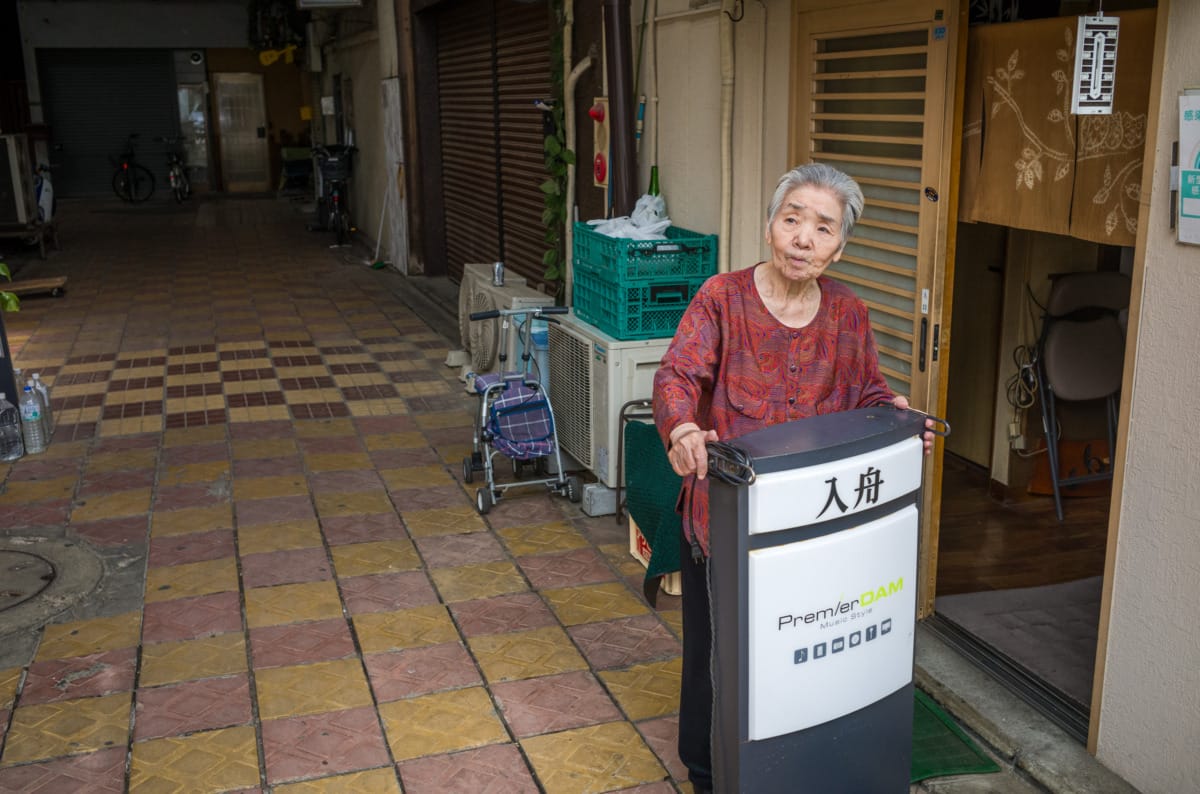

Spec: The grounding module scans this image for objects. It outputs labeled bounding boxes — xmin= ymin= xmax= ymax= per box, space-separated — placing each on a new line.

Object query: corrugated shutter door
xmin=495 ymin=1 xmax=551 ymax=288
xmin=438 ymin=0 xmax=502 ymax=282
xmin=37 ymin=49 xmax=178 ymax=196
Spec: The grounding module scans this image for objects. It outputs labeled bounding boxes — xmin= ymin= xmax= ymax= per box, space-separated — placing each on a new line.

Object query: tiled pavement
xmin=0 ymin=199 xmax=688 ymax=793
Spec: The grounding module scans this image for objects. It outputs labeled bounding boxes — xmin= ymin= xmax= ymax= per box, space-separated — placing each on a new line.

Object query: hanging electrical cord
xmin=1005 ymin=344 xmax=1039 ymax=410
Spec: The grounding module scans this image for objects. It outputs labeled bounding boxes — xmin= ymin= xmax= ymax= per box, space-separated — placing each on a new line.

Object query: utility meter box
xmin=707 ymin=407 xmax=932 ymax=793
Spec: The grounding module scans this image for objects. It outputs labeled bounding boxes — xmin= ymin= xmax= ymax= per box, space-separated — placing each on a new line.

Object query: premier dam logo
xmin=775 ymin=578 xmax=904 ymax=631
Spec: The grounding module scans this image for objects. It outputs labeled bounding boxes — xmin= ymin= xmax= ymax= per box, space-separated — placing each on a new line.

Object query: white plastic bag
xmin=587 ymin=193 xmax=671 ymax=239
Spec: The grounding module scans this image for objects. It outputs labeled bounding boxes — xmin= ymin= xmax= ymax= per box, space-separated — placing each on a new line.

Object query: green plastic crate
xmin=573 ymin=223 xmax=717 ymax=283
xmin=574 ymin=267 xmax=710 ymax=340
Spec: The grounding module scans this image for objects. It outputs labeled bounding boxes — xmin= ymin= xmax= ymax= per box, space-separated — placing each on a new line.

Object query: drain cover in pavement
xmin=0 ymin=550 xmax=56 ymax=611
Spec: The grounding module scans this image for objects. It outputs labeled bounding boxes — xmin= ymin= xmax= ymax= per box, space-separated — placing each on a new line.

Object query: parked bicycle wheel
xmin=112 ymin=164 xmax=155 ymax=203
xmin=170 ymin=166 xmax=190 ymax=203
xmin=334 ymin=209 xmax=351 ymax=246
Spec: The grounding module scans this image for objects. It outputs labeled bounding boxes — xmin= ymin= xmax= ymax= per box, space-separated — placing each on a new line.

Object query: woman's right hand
xmin=668 ymin=424 xmax=721 ymax=479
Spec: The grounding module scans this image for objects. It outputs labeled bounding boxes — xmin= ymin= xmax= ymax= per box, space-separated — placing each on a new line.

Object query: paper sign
xmin=1180 ymin=94 xmax=1200 ymax=245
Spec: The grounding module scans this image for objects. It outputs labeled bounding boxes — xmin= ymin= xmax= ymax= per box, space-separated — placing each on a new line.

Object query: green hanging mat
xmin=622 ymin=419 xmax=683 ymax=601
xmin=910 ymin=688 xmax=1001 ymax=782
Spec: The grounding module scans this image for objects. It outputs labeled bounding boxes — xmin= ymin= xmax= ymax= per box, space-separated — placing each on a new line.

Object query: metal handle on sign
xmin=905 ymin=408 xmax=951 ymax=438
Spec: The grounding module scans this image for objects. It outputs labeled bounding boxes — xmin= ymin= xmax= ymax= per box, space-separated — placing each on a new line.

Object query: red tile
xmin=354 ymin=415 xmax=417 ymax=434
xmin=398 ymin=743 xmax=538 ymax=794
xmin=363 ymin=642 xmax=481 ymax=702
xmin=161 ymin=442 xmax=229 ymax=465
xmin=339 ymin=571 xmax=439 ymax=614
xmin=241 ymin=548 xmax=333 ymax=588
xmin=637 ymin=715 xmax=687 ymax=781
xmin=320 ymin=513 xmax=407 ymax=545
xmin=389 ymin=486 xmax=469 ymax=511
xmin=228 ymin=419 xmax=293 ymax=440
xmin=517 ymin=548 xmax=616 ymax=590
xmin=6 ymin=500 xmax=71 ymax=529
xmin=72 ymin=515 xmax=149 ymax=546
xmin=567 ymin=615 xmax=682 ymax=670
xmin=148 ymin=529 xmax=236 ymax=567
xmin=307 ymin=470 xmax=385 ymax=495
xmin=415 ymin=532 xmax=506 ymax=569
xmin=0 ymin=746 xmax=126 ymax=793
xmin=92 ymin=434 xmax=158 ymax=453
xmin=480 ymin=496 xmax=568 ymax=530
xmin=297 ymin=436 xmax=364 ymax=455
xmin=142 ymin=591 xmax=244 ymax=643
xmin=250 ymin=619 xmax=356 ymax=669
xmin=7 ymin=458 xmax=82 ymax=481
xmin=235 ymin=495 xmax=316 ymax=527
xmin=449 ymin=593 xmax=558 ymax=638
xmin=492 ymin=671 xmax=621 ymax=738
xmin=133 ymin=674 xmax=253 ymax=741
xmin=77 ymin=469 xmax=156 ymax=498
xmin=368 ymin=448 xmax=440 ymax=469
xmin=22 ymin=648 xmax=137 ymax=704
xmin=262 ymin=706 xmax=391 ymax=785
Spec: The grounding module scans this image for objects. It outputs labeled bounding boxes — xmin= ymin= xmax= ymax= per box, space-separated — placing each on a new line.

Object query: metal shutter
xmin=38 ymin=49 xmax=178 ymax=197
xmin=436 ymin=0 xmax=550 ymax=288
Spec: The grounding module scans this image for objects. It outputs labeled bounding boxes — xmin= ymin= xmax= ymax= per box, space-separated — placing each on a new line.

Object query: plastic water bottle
xmin=32 ymin=372 xmax=53 ymax=435
xmin=0 ymin=392 xmax=22 ymax=461
xmin=26 ymin=379 xmax=49 ymax=445
xmin=19 ymin=386 xmax=46 ymax=454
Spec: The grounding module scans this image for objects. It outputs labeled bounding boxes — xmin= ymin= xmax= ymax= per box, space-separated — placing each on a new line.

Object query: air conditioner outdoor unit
xmin=547 ymin=310 xmax=671 ymax=488
xmin=458 ymin=263 xmax=555 ymax=378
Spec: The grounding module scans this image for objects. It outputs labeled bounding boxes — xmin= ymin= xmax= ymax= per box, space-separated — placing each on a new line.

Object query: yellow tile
xmin=87 ymin=448 xmax=157 ymax=472
xmin=151 ymin=504 xmax=234 ymax=537
xmin=347 ymin=399 xmax=408 ymax=417
xmin=521 ymin=721 xmax=666 ymax=794
xmin=377 ymin=465 xmax=454 ymax=490
xmin=294 ymin=419 xmax=356 ymax=438
xmin=430 ymin=561 xmax=528 ymax=603
xmin=130 ymin=726 xmax=259 ymax=792
xmin=402 ymin=506 xmax=486 ymax=538
xmin=363 ymin=432 xmax=427 ymax=451
xmin=255 ymin=658 xmax=373 ymax=720
xmin=53 ymin=381 xmax=108 ymax=399
xmin=245 ymin=580 xmax=344 ymax=628
xmin=35 ymin=440 xmax=89 ymax=462
xmin=231 ymin=437 xmax=298 ymax=460
xmin=159 ymin=460 xmax=231 ymax=486
xmin=54 ymin=406 xmax=103 ymax=426
xmin=313 ymin=490 xmax=393 ymax=518
xmin=233 ymin=474 xmax=309 ymax=501
xmin=353 ymin=605 xmax=459 ymax=654
xmin=305 ymin=452 xmax=373 ymax=472
xmin=100 ymin=416 xmax=162 ymax=437
xmin=165 ymin=373 xmax=221 ymax=388
xmin=105 ymin=387 xmax=162 ymax=405
xmin=0 ymin=475 xmax=77 ymax=505
xmin=0 ymin=667 xmax=22 ymax=710
xmin=433 ymin=443 xmax=474 ymax=464
xmin=330 ymin=540 xmax=420 ymax=577
xmin=163 ymin=425 xmax=227 ymax=447
xmin=36 ymin=612 xmax=141 ymax=662
xmin=394 ymin=381 xmax=454 ymax=399
xmin=139 ymin=633 xmax=247 ymax=687
xmin=237 ymin=519 xmax=322 ymax=554
xmin=145 ymin=556 xmax=239 ymax=603
xmin=2 ymin=692 xmax=132 ymax=766
xmin=69 ymin=487 xmax=152 ymax=523
xmin=223 ymin=378 xmax=280 ymax=395
xmin=541 ymin=583 xmax=650 ymax=627
xmin=467 ymin=626 xmax=587 ymax=683
xmin=229 ymin=404 xmax=292 ymax=423
xmin=660 ymin=609 xmax=684 ymax=640
xmin=413 ymin=411 xmax=471 ymax=431
xmin=58 ymin=360 xmax=113 ymax=375
xmin=218 ymin=341 xmax=263 ymax=353
xmin=599 ymin=543 xmax=647 ymax=578
xmin=598 ymin=658 xmax=682 ymax=720
xmin=497 ymin=521 xmax=588 ymax=557
xmin=378 ymin=687 xmax=507 ymax=761
xmin=324 ymin=353 xmax=374 ymax=366
xmin=273 ymin=768 xmax=402 ymax=793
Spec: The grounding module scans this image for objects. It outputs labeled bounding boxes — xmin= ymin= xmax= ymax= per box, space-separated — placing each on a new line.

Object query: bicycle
xmin=155 ymin=136 xmax=191 ymax=203
xmin=307 ymin=144 xmax=356 ymax=246
xmin=110 ymin=134 xmax=155 ymax=203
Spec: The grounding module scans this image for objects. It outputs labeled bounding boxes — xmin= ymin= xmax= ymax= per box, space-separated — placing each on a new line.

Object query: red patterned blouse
xmin=652 ymin=265 xmax=894 ymax=556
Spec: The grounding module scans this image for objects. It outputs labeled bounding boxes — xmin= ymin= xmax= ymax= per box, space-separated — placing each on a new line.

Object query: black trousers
xmin=678 ymin=530 xmax=713 ymax=791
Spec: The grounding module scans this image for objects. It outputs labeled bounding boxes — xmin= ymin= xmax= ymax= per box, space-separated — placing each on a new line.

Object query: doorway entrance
xmin=213 ymin=72 xmax=270 ymax=192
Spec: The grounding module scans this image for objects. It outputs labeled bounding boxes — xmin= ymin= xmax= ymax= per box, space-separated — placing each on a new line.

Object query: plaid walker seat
xmin=462 ymin=306 xmax=582 ymax=514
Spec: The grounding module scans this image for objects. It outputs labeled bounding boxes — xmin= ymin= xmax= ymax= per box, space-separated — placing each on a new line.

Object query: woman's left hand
xmin=892 ymin=396 xmax=935 ymax=455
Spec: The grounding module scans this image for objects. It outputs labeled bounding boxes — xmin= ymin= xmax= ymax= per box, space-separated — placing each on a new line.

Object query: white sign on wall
xmin=746 ymin=437 xmax=923 ymax=534
xmin=747 ymin=505 xmax=919 ymax=739
xmin=1179 ymin=94 xmax=1200 ymax=245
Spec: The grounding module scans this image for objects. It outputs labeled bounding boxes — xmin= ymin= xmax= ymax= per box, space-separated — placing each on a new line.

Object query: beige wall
xmin=1096 ymin=2 xmax=1200 ymax=791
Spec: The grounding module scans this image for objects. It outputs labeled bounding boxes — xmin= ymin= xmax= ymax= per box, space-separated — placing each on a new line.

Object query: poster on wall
xmin=1180 ymin=93 xmax=1200 ymax=245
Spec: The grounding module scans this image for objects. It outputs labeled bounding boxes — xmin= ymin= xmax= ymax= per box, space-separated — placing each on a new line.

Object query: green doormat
xmin=911 ymin=689 xmax=1000 ymax=782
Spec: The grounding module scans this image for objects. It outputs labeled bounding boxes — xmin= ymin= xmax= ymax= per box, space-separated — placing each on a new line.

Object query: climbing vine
xmin=540 ymin=0 xmax=573 ymax=296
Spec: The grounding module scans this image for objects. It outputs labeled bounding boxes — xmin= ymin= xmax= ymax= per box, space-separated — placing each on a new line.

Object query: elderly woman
xmin=653 ymin=162 xmax=928 ymax=793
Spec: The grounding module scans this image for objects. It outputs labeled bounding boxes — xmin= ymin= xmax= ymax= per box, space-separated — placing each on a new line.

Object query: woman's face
xmin=765 ymin=185 xmax=846 ymax=283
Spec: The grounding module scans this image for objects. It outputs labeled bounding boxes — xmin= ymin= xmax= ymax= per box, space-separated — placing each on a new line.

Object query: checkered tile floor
xmin=0 ymin=199 xmax=687 ymax=793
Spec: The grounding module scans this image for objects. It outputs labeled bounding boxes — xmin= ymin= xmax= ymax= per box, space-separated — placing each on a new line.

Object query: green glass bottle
xmin=648 ymin=165 xmax=660 ymax=196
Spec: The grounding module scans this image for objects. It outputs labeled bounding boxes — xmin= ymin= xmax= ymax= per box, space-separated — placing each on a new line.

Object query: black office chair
xmin=1036 ymin=272 xmax=1130 ymax=521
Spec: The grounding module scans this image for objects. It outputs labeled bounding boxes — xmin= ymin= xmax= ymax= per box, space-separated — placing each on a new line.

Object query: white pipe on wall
xmin=718 ymin=0 xmax=735 ymax=273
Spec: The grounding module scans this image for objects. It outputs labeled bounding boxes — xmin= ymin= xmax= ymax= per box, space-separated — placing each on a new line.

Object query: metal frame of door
xmin=790 ymin=0 xmax=965 ymax=614
xmin=212 ymin=72 xmax=270 ymax=193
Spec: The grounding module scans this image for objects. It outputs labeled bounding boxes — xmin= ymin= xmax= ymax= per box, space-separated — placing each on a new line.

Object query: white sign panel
xmin=1072 ymin=15 xmax=1119 ymax=116
xmin=1179 ymin=94 xmax=1200 ymax=245
xmin=746 ymin=437 xmax=923 ymax=535
xmin=747 ymin=505 xmax=918 ymax=739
